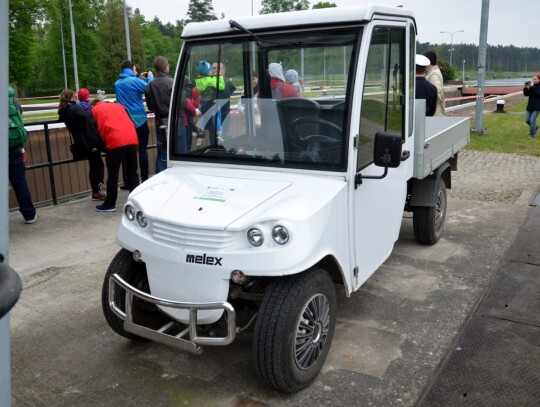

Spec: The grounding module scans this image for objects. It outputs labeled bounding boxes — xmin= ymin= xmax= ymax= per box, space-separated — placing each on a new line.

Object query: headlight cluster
xmin=247 ymin=225 xmax=290 ymax=247
xmin=125 ymin=204 xmax=149 ymax=228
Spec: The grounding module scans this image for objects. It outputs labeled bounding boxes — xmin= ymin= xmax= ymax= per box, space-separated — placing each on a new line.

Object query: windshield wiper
xmin=229 ymin=20 xmax=265 ymax=44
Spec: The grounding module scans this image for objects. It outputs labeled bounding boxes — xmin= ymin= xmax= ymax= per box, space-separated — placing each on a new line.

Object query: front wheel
xmin=101 ymin=249 xmax=167 ymax=340
xmin=252 ymin=267 xmax=337 ymax=393
xmin=413 ymin=181 xmax=447 ymax=245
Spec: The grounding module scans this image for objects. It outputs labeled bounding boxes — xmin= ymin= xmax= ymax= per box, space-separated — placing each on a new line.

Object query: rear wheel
xmin=413 ymin=181 xmax=447 ymax=245
xmin=101 ymin=249 xmax=167 ymax=340
xmin=252 ymin=267 xmax=337 ymax=393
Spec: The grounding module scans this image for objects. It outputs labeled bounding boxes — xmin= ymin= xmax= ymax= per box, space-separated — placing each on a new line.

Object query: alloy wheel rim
xmin=294 ymin=294 xmax=331 ymax=370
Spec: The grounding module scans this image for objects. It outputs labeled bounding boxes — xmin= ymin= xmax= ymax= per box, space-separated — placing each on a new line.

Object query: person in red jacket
xmin=89 ymin=100 xmax=139 ymax=212
xmin=268 ymin=62 xmax=298 ymax=100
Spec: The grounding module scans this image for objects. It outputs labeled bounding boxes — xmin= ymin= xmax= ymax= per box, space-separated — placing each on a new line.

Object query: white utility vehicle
xmin=102 ymin=5 xmax=469 ymax=393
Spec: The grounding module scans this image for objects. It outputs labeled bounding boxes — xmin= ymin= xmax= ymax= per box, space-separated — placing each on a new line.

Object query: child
xmin=181 ymin=77 xmax=197 ymax=152
xmin=183 ymin=77 xmax=203 ymax=149
xmin=195 ymin=60 xmax=225 ymax=144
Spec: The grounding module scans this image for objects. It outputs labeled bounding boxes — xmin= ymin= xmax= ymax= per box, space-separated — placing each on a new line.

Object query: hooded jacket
xmin=114 ymin=68 xmax=153 ymax=128
xmin=59 ymin=101 xmax=102 ymax=152
xmin=91 ymin=102 xmax=138 ymax=151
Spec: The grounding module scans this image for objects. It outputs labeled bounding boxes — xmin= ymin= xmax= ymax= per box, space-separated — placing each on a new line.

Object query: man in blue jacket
xmin=115 ymin=60 xmax=153 ymax=182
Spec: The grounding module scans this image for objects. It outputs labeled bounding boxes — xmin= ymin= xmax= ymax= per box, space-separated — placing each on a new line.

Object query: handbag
xmin=70 ymin=142 xmax=87 ymax=161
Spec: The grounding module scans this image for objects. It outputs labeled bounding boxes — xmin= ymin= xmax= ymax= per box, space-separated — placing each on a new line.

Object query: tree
xmin=140 ymin=17 xmax=180 ymax=73
xmin=260 ymin=0 xmax=310 ymax=14
xmin=186 ymin=0 xmax=217 ymax=22
xmin=9 ymin=0 xmax=44 ymax=93
xmin=312 ymin=2 xmax=336 ymax=8
xmin=96 ymin=1 xmax=144 ymax=91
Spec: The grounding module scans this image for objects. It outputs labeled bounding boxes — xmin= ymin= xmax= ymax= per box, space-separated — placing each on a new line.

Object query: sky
xmin=127 ymin=0 xmax=538 ymax=48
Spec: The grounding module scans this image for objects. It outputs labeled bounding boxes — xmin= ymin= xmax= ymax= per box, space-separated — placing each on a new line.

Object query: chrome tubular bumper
xmin=109 ymin=274 xmax=236 ymax=355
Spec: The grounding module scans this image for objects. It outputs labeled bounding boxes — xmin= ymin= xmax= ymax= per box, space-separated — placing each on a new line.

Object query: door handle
xmin=401 ymin=150 xmax=410 ymax=161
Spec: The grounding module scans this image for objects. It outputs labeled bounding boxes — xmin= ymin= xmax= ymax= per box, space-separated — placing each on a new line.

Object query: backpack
xmin=8 ymin=87 xmax=28 ymax=149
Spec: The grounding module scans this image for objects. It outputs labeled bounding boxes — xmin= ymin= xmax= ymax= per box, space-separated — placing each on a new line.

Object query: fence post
xmin=42 ymin=123 xmax=58 ymax=205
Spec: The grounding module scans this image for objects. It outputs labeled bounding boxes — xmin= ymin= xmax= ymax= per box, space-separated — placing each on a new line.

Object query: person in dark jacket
xmin=58 ymin=89 xmax=106 ymax=200
xmin=414 ymin=54 xmax=437 ymax=117
xmin=145 ymin=56 xmax=173 ymax=172
xmin=523 ymin=74 xmax=540 ymax=138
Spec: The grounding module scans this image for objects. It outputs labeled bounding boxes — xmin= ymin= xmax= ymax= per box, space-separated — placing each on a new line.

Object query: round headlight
xmin=247 ymin=228 xmax=264 ymax=247
xmin=125 ymin=205 xmax=136 ymax=221
xmin=272 ymin=225 xmax=289 ymax=245
xmin=136 ymin=211 xmax=149 ymax=228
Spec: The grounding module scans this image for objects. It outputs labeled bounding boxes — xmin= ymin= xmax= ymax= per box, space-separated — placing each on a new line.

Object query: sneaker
xmin=91 ymin=193 xmax=101 ymax=201
xmin=196 ymin=138 xmax=203 ymax=146
xmin=24 ymin=214 xmax=39 ymax=224
xmin=95 ymin=204 xmax=116 ymax=212
xmin=98 ymin=182 xmax=107 ymax=199
xmin=120 ymin=184 xmax=130 ymax=191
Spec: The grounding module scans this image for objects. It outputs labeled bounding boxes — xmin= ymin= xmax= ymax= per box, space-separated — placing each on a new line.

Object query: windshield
xmin=170 ymin=28 xmax=359 ymax=171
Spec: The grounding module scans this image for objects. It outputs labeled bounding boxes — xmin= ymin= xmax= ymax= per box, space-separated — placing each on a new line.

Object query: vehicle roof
xmin=182 ymin=4 xmax=415 ymax=39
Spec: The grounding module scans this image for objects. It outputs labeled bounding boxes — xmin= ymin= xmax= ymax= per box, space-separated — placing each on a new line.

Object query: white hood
xmin=130 ymin=171 xmax=292 ymax=229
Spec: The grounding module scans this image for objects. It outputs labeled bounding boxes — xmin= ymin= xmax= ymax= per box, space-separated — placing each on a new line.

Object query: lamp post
xmin=68 ymin=0 xmax=79 ymax=91
xmin=124 ymin=1 xmax=131 ymax=60
xmin=462 ymin=59 xmax=466 ymax=84
xmin=440 ymin=29 xmax=464 ymax=67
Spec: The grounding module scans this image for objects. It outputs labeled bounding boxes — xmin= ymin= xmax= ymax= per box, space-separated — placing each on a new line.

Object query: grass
xmin=468 ymin=102 xmax=540 ymax=157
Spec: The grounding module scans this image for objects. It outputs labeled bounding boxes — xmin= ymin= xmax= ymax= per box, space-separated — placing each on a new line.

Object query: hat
xmin=77 ymin=88 xmax=90 ymax=101
xmin=198 ymin=60 xmax=211 ymax=76
xmin=415 ymin=54 xmax=430 ymax=67
xmin=285 ymin=69 xmax=299 ymax=84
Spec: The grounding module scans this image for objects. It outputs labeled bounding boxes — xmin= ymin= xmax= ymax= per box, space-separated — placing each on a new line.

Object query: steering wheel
xmin=289 ymin=117 xmax=342 ymax=142
xmin=289 ymin=117 xmax=343 ymax=162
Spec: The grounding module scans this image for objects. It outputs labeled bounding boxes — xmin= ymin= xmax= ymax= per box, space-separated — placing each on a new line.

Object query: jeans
xmin=9 ymin=149 xmax=36 ymax=221
xmin=155 ymin=143 xmax=167 ymax=173
xmin=104 ymin=145 xmax=139 ymax=207
xmin=136 ymin=122 xmax=150 ymax=181
xmin=525 ymin=110 xmax=539 ymax=136
xmin=175 ymin=124 xmax=187 ymax=154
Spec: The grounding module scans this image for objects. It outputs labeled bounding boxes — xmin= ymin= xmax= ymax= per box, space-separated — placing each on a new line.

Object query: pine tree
xmin=312 ymin=2 xmax=337 ymax=9
xmin=186 ymin=0 xmax=217 ymax=23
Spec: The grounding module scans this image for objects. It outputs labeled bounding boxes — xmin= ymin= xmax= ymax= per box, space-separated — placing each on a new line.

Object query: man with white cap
xmin=423 ymin=51 xmax=446 ymax=116
xmin=415 ymin=54 xmax=437 ymax=117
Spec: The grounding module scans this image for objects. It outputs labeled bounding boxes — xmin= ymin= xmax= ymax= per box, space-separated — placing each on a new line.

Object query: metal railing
xmin=9 ymin=118 xmax=157 ymax=210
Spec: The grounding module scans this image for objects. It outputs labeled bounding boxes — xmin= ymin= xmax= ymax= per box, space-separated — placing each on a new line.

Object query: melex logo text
xmin=186 ymin=253 xmax=223 ymax=266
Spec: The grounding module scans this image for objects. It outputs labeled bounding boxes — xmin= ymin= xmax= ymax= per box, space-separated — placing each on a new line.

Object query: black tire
xmin=101 ymin=249 xmax=168 ymax=340
xmin=413 ymin=181 xmax=447 ymax=245
xmin=252 ymin=267 xmax=337 ymax=393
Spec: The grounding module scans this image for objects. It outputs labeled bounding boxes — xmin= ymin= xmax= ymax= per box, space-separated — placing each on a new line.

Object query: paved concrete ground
xmin=7 ymin=150 xmax=540 ymax=407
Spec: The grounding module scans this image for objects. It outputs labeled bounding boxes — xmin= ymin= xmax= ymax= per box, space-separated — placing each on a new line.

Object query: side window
xmin=357 ymin=26 xmax=405 ymax=170
xmin=408 ymin=23 xmax=416 ymax=137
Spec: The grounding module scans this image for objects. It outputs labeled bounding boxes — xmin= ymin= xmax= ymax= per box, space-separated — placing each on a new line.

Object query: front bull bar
xmin=109 ymin=274 xmax=236 ymax=355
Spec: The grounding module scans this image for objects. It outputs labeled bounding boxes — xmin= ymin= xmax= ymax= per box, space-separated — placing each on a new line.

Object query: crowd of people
xmin=9 ymin=52 xmax=539 ymax=222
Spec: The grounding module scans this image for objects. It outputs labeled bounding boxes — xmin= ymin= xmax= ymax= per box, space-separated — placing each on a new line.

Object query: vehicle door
xmin=352 ymin=23 xmax=415 ymax=289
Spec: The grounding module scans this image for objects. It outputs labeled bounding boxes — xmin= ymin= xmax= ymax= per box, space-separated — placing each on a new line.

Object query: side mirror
xmin=355 ymin=131 xmax=409 ymax=188
xmin=373 ymin=131 xmax=402 ymax=168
